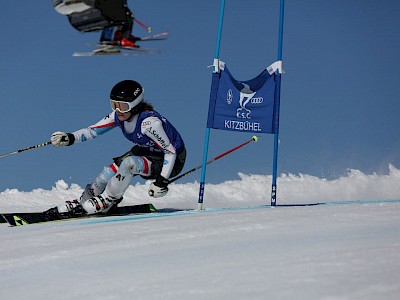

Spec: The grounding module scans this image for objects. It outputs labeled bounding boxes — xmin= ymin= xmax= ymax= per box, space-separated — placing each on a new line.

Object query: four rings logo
xmin=251 ymin=97 xmax=263 ymax=104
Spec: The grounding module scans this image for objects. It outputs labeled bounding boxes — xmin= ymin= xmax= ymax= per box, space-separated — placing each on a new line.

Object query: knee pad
xmin=119 ymin=156 xmax=151 ymax=177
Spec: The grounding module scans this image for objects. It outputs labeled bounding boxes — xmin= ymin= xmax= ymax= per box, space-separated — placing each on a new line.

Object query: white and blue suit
xmin=71 ymin=109 xmax=185 ymax=205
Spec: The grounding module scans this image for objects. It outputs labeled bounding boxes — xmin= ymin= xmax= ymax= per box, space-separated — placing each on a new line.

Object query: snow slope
xmin=1 ymin=166 xmax=400 ymax=299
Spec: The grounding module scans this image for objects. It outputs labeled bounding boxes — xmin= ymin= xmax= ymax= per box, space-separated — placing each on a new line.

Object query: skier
xmin=97 ymin=0 xmax=140 ymax=48
xmin=49 ymin=80 xmax=186 ymax=215
xmin=52 ymin=0 xmax=140 ymax=47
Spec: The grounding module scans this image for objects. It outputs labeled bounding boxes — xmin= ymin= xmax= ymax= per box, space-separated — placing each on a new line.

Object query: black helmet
xmin=110 ymin=80 xmax=144 ymax=113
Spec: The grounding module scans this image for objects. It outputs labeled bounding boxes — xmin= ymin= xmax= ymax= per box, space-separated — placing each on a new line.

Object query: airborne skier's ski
xmin=1 ymin=203 xmax=156 ymax=226
xmin=130 ymin=30 xmax=169 ymax=41
xmin=73 ymin=31 xmax=168 ymax=56
xmin=73 ymin=46 xmax=161 ymax=56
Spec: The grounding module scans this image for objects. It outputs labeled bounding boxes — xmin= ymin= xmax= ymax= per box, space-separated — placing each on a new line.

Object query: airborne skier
xmin=49 ymin=80 xmax=186 ymax=215
xmin=52 ymin=0 xmax=140 ymax=47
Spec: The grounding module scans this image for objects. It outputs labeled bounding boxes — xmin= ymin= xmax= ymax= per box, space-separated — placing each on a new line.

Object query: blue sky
xmin=1 ymin=0 xmax=400 ymax=192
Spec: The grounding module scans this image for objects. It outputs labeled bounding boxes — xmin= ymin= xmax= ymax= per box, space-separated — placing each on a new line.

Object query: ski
xmin=73 ymin=46 xmax=161 ymax=56
xmin=132 ymin=30 xmax=169 ymax=41
xmin=101 ymin=30 xmax=169 ymax=43
xmin=73 ymin=31 xmax=168 ymax=56
xmin=1 ymin=203 xmax=156 ymax=226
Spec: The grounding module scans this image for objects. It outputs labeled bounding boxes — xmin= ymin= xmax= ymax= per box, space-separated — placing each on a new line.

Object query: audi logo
xmin=250 ymin=97 xmax=264 ymax=104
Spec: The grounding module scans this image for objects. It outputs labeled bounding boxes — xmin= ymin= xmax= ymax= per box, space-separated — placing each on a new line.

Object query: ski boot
xmin=56 ymin=199 xmax=86 ymax=215
xmin=120 ymin=38 xmax=139 ymax=48
xmin=113 ymin=30 xmax=139 ymax=48
xmin=81 ymin=195 xmax=123 ymax=215
xmin=43 ymin=199 xmax=85 ymax=221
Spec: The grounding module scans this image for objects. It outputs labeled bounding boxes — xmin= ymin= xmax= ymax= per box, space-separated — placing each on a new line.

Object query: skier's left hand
xmin=148 ymin=175 xmax=169 ymax=198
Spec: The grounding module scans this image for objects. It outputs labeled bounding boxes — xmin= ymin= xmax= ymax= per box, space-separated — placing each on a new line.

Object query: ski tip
xmin=0 ymin=214 xmax=7 ymax=223
xmin=1 ymin=214 xmax=30 ymax=226
xmin=149 ymin=203 xmax=157 ymax=212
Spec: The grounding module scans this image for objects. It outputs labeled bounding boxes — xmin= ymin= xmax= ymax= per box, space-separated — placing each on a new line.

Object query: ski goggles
xmin=110 ymin=100 xmax=135 ymax=113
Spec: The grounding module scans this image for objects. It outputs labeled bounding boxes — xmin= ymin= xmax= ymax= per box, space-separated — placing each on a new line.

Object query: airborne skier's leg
xmin=100 ymin=27 xmax=114 ymax=43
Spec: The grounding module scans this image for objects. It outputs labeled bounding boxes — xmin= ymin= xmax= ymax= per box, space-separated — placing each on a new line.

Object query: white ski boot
xmin=81 ymin=195 xmax=123 ymax=215
xmin=57 ymin=199 xmax=85 ymax=214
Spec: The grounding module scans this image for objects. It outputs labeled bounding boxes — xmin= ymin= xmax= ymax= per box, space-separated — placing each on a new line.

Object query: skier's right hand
xmin=148 ymin=175 xmax=169 ymax=198
xmin=51 ymin=131 xmax=75 ymax=147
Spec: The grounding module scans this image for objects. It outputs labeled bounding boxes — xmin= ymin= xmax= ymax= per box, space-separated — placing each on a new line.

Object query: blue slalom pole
xmin=271 ymin=0 xmax=285 ymax=206
xmin=213 ymin=0 xmax=226 ymax=59
xmin=198 ymin=0 xmax=226 ymax=210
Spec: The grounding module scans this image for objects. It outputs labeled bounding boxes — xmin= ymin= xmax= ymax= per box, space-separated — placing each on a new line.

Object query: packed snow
xmin=1 ymin=165 xmax=400 ymax=300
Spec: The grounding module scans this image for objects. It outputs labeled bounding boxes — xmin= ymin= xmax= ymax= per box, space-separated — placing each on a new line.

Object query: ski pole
xmin=134 ymin=18 xmax=152 ymax=33
xmin=168 ymin=136 xmax=259 ymax=184
xmin=0 ymin=141 xmax=51 ymax=159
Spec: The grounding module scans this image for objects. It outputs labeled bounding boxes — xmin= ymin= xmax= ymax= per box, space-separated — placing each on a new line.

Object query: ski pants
xmin=81 ymin=146 xmax=186 ymax=201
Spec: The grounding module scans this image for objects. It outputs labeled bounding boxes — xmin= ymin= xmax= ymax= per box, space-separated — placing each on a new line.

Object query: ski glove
xmin=51 ymin=131 xmax=75 ymax=147
xmin=148 ymin=175 xmax=169 ymax=198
